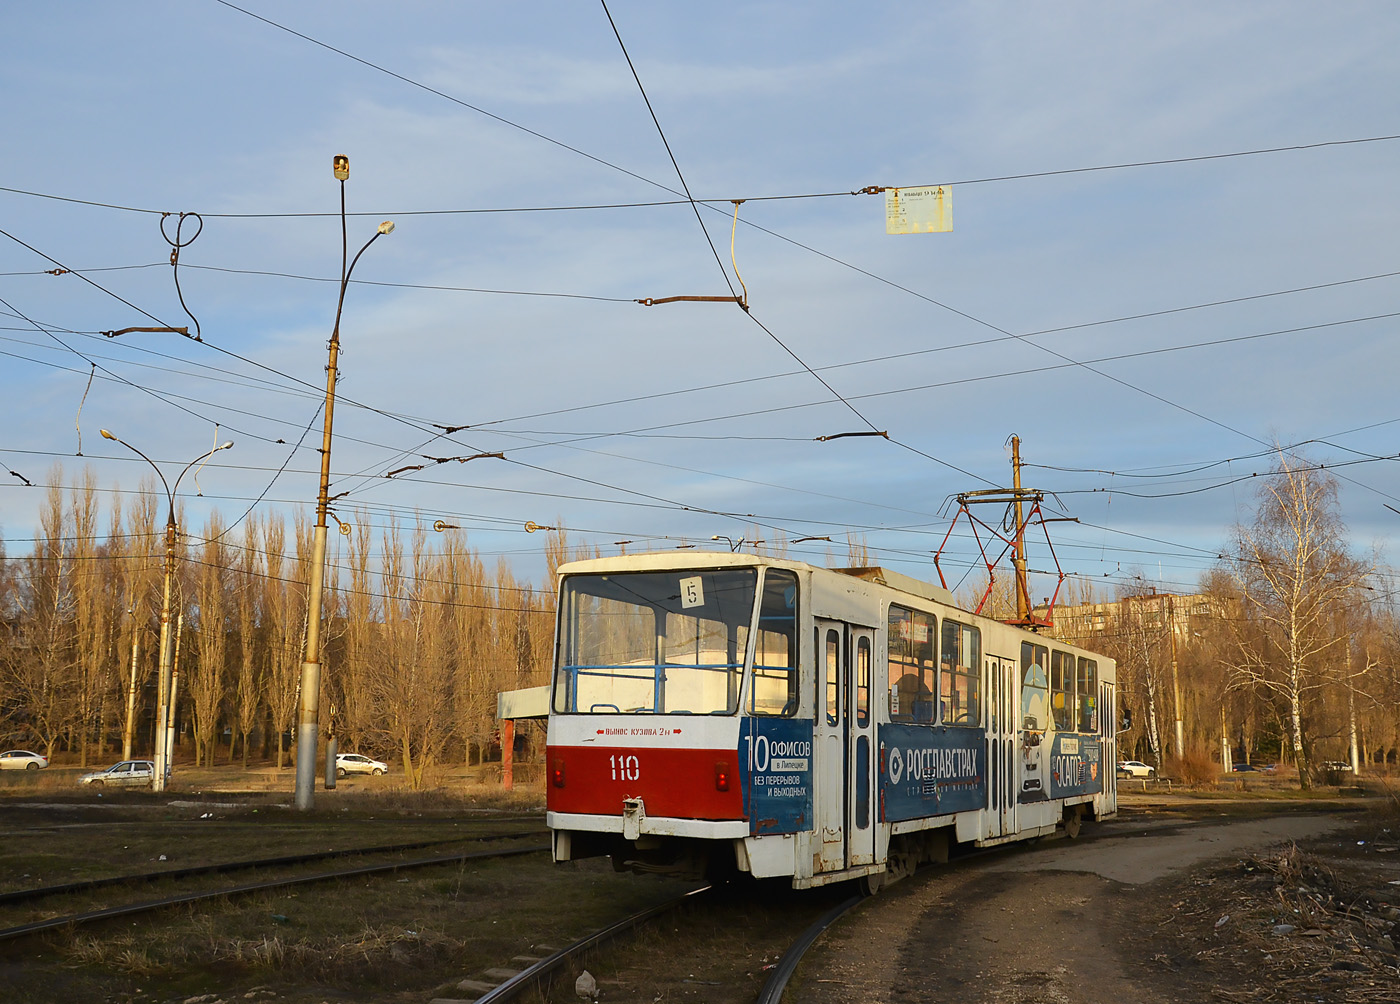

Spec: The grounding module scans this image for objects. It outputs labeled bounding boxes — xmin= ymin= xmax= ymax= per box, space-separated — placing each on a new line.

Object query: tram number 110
xmin=608 ymin=754 xmax=640 ymax=781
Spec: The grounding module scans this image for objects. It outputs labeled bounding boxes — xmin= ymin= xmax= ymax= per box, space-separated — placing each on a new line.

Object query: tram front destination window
xmin=553 ymin=568 xmax=757 ymax=715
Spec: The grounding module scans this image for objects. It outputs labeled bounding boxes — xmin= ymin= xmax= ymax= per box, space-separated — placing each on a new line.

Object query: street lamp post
xmin=294 ymin=155 xmax=394 ymax=811
xmin=100 ymin=429 xmax=232 ymax=791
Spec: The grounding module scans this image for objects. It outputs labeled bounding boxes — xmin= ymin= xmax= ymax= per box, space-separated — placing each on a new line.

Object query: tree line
xmin=5 ymin=455 xmax=1396 ymax=792
xmin=1046 ymin=455 xmax=1400 ymax=788
xmin=0 ymin=464 xmax=579 ymax=787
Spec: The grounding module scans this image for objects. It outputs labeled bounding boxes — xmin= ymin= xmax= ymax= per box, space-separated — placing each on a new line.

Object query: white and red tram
xmin=545 ymin=553 xmax=1116 ymax=890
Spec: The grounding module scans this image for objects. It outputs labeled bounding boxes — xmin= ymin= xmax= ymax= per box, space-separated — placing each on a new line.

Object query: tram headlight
xmin=714 ymin=761 xmax=731 ymax=792
xmin=552 ymin=760 xmax=566 ymax=788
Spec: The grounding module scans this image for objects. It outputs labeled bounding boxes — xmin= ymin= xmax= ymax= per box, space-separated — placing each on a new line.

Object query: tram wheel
xmin=1063 ymin=807 xmax=1083 ymax=839
xmin=859 ymin=871 xmax=884 ymax=897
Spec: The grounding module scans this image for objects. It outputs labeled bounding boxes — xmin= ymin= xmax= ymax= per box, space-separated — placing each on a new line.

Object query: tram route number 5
xmin=609 ymin=754 xmax=640 ymax=781
xmin=679 ymin=575 xmax=704 ymax=609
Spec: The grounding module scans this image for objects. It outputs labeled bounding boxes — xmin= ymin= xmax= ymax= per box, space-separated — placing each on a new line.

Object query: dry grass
xmin=1163 ymin=751 xmax=1223 ymax=786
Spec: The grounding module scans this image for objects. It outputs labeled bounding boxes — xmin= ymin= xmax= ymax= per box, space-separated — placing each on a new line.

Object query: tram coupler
xmin=622 ymin=797 xmax=646 ymax=840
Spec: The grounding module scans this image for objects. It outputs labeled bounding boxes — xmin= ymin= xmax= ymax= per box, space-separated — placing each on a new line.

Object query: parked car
xmin=0 ymin=750 xmax=49 ymax=770
xmin=1117 ymin=760 xmax=1156 ymax=778
xmin=1321 ymin=761 xmax=1353 ymax=771
xmin=335 ymin=753 xmax=388 ymax=778
xmin=77 ymin=760 xmax=154 ymax=787
xmin=1232 ymin=763 xmax=1260 ymax=772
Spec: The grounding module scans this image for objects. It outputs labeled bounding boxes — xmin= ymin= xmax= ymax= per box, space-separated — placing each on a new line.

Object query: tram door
xmin=814 ymin=620 xmax=876 ymax=872
xmin=1101 ymin=681 xmax=1116 ymax=801
xmin=994 ymin=656 xmax=1018 ymax=836
xmin=847 ymin=627 xmax=876 ymax=867
xmin=815 ymin=622 xmax=846 ymax=872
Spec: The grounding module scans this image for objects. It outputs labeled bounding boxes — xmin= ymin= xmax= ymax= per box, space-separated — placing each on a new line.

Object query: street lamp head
xmin=377 ymin=220 xmax=395 ymax=235
xmin=100 ymin=429 xmax=116 ymax=441
xmin=333 ymin=155 xmax=349 ymax=181
xmin=218 ymin=440 xmax=234 ymax=451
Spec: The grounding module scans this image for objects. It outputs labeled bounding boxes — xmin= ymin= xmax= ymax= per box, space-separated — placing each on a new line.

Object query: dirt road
xmin=796 ymin=813 xmax=1362 ymax=1003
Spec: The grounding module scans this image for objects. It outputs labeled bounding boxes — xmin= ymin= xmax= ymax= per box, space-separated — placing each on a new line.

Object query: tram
xmin=545 ymin=553 xmax=1116 ymax=891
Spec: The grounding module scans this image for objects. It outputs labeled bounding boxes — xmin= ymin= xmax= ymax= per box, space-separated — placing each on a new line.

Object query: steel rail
xmin=0 ymin=830 xmax=543 ymax=907
xmin=474 ymin=885 xmax=712 ymax=1003
xmin=0 ymin=843 xmax=547 ymax=944
xmin=753 ymin=894 xmax=862 ymax=1004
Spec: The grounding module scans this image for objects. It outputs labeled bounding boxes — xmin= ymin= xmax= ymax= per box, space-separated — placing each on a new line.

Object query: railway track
xmin=0 ymin=830 xmax=542 ymax=907
xmin=0 ymin=837 xmax=548 ymax=944
xmin=440 ymin=817 xmax=1159 ymax=1003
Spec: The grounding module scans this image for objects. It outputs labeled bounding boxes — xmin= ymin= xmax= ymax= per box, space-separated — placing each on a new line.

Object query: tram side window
xmin=1077 ymin=657 xmax=1098 ymax=733
xmin=1050 ymin=651 xmax=1076 ymax=731
xmin=887 ymin=605 xmax=936 ymax=724
xmin=1020 ymin=642 xmax=1048 ymax=731
xmin=940 ymin=620 xmax=981 ymax=726
xmin=825 ymin=629 xmax=840 ymax=726
xmin=856 ymin=636 xmax=871 ymax=726
xmin=750 ymin=570 xmax=799 ymax=717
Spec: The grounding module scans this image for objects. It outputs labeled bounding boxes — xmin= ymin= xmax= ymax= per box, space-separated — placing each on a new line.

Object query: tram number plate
xmin=608 ymin=754 xmax=640 ymax=781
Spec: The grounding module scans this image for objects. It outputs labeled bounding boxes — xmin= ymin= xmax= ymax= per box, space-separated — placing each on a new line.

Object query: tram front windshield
xmin=553 ymin=569 xmax=756 ymax=715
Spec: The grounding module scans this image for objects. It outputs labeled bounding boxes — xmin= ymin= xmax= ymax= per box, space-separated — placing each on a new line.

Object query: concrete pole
xmin=325 ymin=734 xmax=338 ymax=790
xmin=1220 ymin=704 xmax=1232 ymax=772
xmin=1010 ymin=436 xmax=1030 ymax=623
xmin=166 ymin=612 xmax=183 ymax=782
xmin=294 ymin=163 xmax=393 ymax=811
xmin=122 ymin=624 xmax=140 ymax=761
xmin=152 ymin=516 xmax=176 ymax=792
xmin=1167 ymin=594 xmax=1184 ymax=757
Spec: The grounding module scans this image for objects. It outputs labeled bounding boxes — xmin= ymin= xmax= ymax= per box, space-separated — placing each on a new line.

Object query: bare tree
xmin=335 ymin=510 xmax=378 ymax=754
xmin=373 ymin=521 xmax=454 ymax=788
xmin=117 ymin=478 xmax=160 ymax=759
xmin=1225 ymin=454 xmax=1369 ymax=788
xmin=69 ymin=471 xmax=106 ymax=765
xmin=189 ymin=515 xmax=231 ymax=766
xmin=5 ymin=478 xmax=77 ymax=758
xmin=232 ymin=515 xmax=263 ymax=767
xmin=262 ymin=513 xmax=303 ymax=769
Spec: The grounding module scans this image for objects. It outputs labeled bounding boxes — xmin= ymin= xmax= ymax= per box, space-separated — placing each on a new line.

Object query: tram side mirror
xmin=1118 ymin=705 xmax=1133 ymax=732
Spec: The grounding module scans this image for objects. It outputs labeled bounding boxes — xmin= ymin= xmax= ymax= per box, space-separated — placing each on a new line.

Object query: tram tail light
xmin=552 ymin=760 xmax=566 ymax=788
xmin=714 ymin=761 xmax=731 ymax=792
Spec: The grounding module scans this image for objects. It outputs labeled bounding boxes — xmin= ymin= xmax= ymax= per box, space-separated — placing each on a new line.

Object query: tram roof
xmin=555 ymin=551 xmax=956 ymax=606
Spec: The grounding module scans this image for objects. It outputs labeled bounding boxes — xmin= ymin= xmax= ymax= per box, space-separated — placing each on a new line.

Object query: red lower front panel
xmin=547 ymin=745 xmax=744 ymax=820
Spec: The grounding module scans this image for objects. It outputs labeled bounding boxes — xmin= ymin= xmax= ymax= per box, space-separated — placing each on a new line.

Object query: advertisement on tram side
xmin=879 ymin=724 xmax=986 ymax=821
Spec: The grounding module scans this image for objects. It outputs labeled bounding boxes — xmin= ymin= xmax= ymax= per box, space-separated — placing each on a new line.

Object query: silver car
xmin=0 ymin=750 xmax=49 ymax=770
xmin=78 ymin=760 xmax=155 ymax=787
xmin=335 ymin=753 xmax=388 ymax=777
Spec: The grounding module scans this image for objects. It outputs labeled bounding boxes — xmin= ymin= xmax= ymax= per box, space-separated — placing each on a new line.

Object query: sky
xmin=2 ymin=1 xmax=1399 ymax=605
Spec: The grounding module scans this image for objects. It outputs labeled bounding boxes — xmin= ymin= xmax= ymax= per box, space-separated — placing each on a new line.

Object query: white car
xmin=335 ymin=753 xmax=388 ymax=777
xmin=1117 ymin=760 xmax=1155 ymax=778
xmin=0 ymin=750 xmax=49 ymax=770
xmin=78 ymin=760 xmax=154 ymax=787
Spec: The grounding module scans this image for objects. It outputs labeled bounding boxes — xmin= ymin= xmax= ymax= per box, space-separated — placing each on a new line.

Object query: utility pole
xmin=1167 ymin=593 xmax=1184 ymax=757
xmin=122 ymin=618 xmax=140 ymax=761
xmin=154 ymin=512 xmax=176 ymax=789
xmin=293 ymin=154 xmax=394 ymax=811
xmin=101 ymin=429 xmax=231 ymax=791
xmin=1010 ymin=435 xmax=1030 ymax=623
xmin=166 ymin=611 xmax=183 ymax=779
xmin=935 ymin=435 xmax=1070 ymax=629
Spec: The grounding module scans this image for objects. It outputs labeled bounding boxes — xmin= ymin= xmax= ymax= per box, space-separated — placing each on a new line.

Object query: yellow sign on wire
xmin=885 ymin=185 xmax=952 ymax=234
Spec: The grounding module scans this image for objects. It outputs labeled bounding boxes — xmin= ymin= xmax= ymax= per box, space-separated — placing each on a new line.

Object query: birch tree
xmin=1226 ymin=455 xmax=1368 ymax=788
